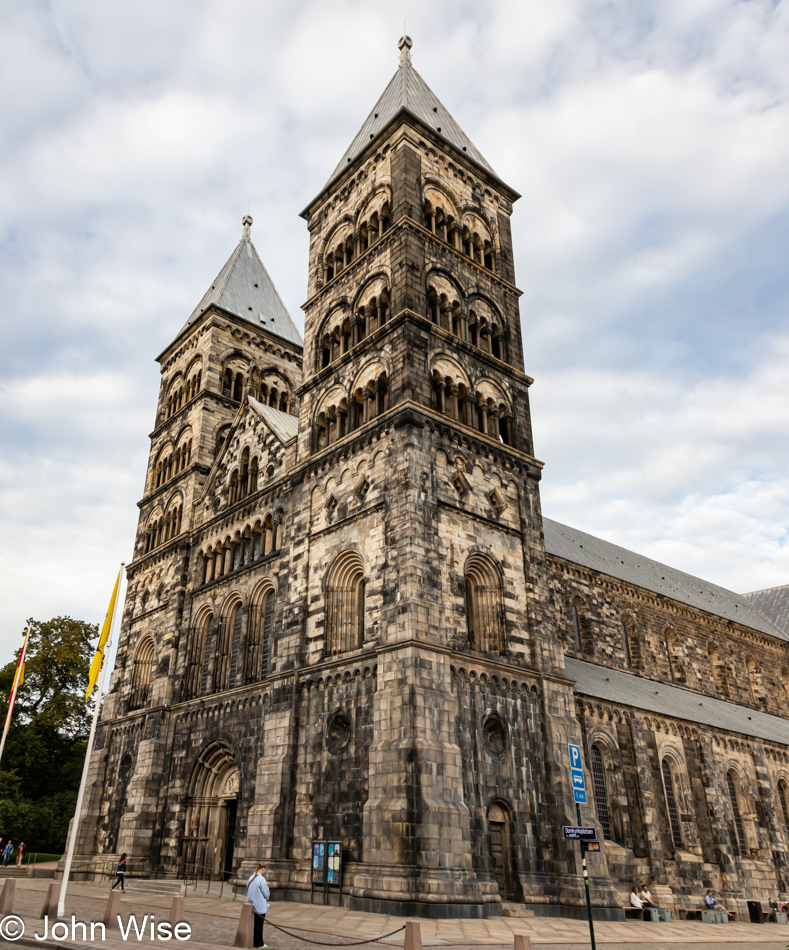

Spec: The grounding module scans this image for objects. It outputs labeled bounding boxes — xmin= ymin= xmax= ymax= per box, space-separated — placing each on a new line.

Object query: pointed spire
xmin=169 ymin=219 xmax=303 ymax=350
xmin=319 ymin=36 xmax=495 ymax=192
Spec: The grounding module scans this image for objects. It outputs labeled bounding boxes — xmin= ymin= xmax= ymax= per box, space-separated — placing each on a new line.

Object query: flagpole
xmin=0 ymin=624 xmax=31 ymax=767
xmin=58 ymin=564 xmax=125 ymax=919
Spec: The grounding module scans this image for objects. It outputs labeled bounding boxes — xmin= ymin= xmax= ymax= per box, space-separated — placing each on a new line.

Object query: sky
xmin=0 ymin=0 xmax=787 ymax=658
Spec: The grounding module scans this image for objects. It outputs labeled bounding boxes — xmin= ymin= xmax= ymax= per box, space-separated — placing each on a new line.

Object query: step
xmin=127 ymin=880 xmax=185 ymax=895
xmin=501 ymin=902 xmax=536 ymax=918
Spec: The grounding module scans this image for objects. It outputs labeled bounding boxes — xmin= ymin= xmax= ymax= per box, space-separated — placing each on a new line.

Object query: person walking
xmin=246 ymin=862 xmax=270 ymax=948
xmin=15 ymin=842 xmax=25 ymax=867
xmin=111 ymin=853 xmax=127 ymax=891
xmin=2 ymin=841 xmax=13 ymax=867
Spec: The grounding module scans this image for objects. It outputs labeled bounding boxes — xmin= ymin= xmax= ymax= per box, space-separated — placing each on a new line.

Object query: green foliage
xmin=0 ymin=617 xmax=97 ymax=853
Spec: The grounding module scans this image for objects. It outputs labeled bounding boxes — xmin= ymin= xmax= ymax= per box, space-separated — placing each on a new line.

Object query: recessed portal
xmin=488 ymin=802 xmax=517 ymax=900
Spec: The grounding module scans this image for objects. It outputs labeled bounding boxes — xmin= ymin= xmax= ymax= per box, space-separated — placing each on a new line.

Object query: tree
xmin=0 ymin=617 xmax=97 ymax=850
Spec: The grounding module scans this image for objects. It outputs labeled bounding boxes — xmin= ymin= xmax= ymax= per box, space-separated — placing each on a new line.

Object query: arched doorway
xmin=488 ymin=802 xmax=517 ymax=900
xmin=182 ymin=743 xmax=240 ymax=880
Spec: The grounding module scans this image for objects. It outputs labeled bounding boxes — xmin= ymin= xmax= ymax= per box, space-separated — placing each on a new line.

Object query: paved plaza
xmin=2 ymin=879 xmax=789 ymax=950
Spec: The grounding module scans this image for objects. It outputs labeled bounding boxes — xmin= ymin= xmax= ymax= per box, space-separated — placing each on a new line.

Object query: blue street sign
xmin=568 ymin=743 xmax=583 ymax=770
xmin=563 ymin=826 xmax=597 ymax=841
xmin=571 ymin=768 xmax=586 ymax=790
xmin=573 ymin=787 xmax=587 ymax=804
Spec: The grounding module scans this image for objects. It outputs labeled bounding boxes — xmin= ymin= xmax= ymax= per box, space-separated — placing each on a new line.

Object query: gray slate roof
xmin=178 ymin=234 xmax=302 ymax=348
xmin=249 ymin=398 xmax=299 ymax=444
xmin=325 ymin=39 xmax=495 ymax=188
xmin=543 ymin=517 xmax=787 ymax=642
xmin=566 ymin=657 xmax=789 ymax=745
xmin=743 ymin=585 xmax=789 ymax=636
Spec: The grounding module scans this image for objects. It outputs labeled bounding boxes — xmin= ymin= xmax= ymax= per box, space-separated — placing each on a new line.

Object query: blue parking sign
xmin=571 ymin=768 xmax=585 ymax=790
xmin=568 ymin=743 xmax=582 ymax=770
xmin=573 ymin=788 xmax=587 ymax=804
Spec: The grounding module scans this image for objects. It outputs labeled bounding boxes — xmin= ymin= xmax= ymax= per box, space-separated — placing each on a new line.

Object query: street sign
xmin=571 ymin=768 xmax=585 ymax=790
xmin=563 ymin=826 xmax=597 ymax=841
xmin=573 ymin=788 xmax=587 ymax=804
xmin=568 ymin=743 xmax=583 ymax=770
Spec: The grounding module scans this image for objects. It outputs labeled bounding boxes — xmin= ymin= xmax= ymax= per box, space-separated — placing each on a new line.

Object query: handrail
xmin=180 ymin=861 xmax=241 ymax=900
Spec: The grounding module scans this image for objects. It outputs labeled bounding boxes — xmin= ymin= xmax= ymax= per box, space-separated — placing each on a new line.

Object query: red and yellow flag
xmin=85 ymin=567 xmax=122 ymax=700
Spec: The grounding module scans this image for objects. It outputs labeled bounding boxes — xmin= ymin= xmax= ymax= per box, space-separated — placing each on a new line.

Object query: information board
xmin=326 ymin=841 xmax=342 ymax=886
xmin=311 ymin=840 xmax=326 ymax=885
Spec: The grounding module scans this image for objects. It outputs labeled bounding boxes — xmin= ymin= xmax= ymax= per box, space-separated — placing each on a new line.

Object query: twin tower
xmin=76 ymin=38 xmax=603 ymax=918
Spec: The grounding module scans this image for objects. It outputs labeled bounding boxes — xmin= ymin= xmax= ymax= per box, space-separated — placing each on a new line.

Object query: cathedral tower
xmin=74 ymin=37 xmax=623 ymax=921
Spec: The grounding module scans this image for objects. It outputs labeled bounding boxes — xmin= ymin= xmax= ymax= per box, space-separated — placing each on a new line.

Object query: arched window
xmin=621 ymin=615 xmax=640 ymax=668
xmin=215 ymin=424 xmax=230 ymax=459
xmin=245 ymin=585 xmax=275 ymax=683
xmin=213 ymin=601 xmax=241 ymax=692
xmin=727 ymin=771 xmax=748 ymax=855
xmin=325 ymin=552 xmax=367 ymax=655
xmin=129 ymin=637 xmax=155 ymax=711
xmin=708 ymin=642 xmax=729 ymax=698
xmin=570 ymin=598 xmax=593 ymax=655
xmin=779 ymin=781 xmax=789 ymax=834
xmin=185 ymin=611 xmax=211 ymax=700
xmin=465 ymin=554 xmax=506 ymax=654
xmin=661 ymin=759 xmax=683 ymax=850
xmin=590 ymin=745 xmax=612 ymax=840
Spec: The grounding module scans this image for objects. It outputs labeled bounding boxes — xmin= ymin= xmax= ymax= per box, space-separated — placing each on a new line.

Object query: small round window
xmin=482 ymin=714 xmax=508 ymax=756
xmin=326 ymin=710 xmax=352 ymax=755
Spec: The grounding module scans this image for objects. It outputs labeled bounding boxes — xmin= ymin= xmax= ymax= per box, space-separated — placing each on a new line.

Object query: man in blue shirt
xmin=246 ymin=862 xmax=270 ymax=948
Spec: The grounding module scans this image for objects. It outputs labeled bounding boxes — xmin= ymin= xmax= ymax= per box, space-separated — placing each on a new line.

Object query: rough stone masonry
xmin=66 ymin=36 xmax=789 ymax=920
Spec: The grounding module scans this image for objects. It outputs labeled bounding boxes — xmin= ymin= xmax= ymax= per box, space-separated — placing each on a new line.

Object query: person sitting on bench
xmin=640 ymin=884 xmax=659 ymax=908
xmin=630 ymin=887 xmax=644 ymax=910
xmin=705 ymin=889 xmax=735 ymax=920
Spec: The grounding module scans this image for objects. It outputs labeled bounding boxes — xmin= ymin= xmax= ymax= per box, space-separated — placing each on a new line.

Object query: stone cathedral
xmin=72 ymin=38 xmax=789 ymax=919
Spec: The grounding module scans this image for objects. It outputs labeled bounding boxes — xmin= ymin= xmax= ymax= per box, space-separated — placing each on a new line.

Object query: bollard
xmin=40 ymin=882 xmax=60 ymax=919
xmin=233 ymin=903 xmax=255 ymax=948
xmin=169 ymin=895 xmax=185 ymax=928
xmin=514 ymin=935 xmax=532 ymax=950
xmin=0 ymin=880 xmax=15 ymax=914
xmin=104 ymin=889 xmax=123 ymax=929
xmin=404 ymin=921 xmax=422 ymax=950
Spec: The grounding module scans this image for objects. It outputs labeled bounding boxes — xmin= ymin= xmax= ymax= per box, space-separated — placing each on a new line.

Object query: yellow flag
xmin=85 ymin=567 xmax=122 ymax=699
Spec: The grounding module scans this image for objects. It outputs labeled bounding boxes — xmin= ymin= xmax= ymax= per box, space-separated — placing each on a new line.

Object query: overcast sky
xmin=0 ymin=0 xmax=787 ymax=658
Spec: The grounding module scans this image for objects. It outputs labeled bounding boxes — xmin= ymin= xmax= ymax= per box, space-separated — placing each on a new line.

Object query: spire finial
xmin=242 ymin=215 xmax=253 ymax=240
xmin=398 ymin=34 xmax=412 ymax=66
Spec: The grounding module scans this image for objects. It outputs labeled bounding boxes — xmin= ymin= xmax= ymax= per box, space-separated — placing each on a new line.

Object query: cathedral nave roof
xmin=544 ymin=517 xmax=787 ymax=642
xmin=568 ymin=657 xmax=789 ymax=744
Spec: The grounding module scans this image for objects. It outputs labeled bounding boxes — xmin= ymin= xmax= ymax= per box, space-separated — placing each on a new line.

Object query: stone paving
xmin=2 ymin=880 xmax=788 ymax=950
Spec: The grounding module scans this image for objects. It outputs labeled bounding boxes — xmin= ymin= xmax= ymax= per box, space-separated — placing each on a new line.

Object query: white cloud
xmin=0 ymin=0 xmax=787 ymax=657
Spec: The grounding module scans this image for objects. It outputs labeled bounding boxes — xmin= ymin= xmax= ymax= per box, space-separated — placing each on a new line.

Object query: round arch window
xmin=326 ymin=710 xmax=352 ymax=755
xmin=483 ymin=714 xmax=509 ymax=756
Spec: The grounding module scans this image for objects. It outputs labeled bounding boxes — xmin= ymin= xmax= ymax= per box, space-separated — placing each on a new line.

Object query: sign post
xmin=568 ymin=744 xmax=597 ymax=950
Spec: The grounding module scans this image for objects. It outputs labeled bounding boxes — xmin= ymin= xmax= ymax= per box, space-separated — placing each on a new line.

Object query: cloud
xmin=0 ymin=0 xmax=787 ymax=657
